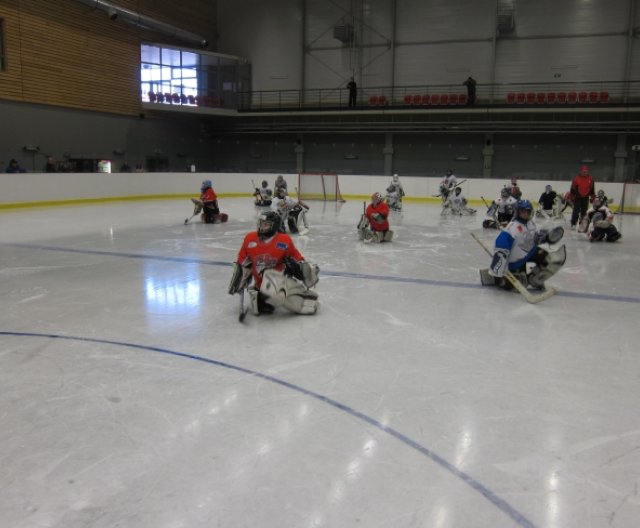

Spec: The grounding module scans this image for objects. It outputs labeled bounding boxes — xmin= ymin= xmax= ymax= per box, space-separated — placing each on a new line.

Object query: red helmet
xmin=371 ymin=192 xmax=382 ymax=205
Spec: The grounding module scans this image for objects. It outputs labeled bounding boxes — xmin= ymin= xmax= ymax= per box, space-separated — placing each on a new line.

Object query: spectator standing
xmin=570 ymin=165 xmax=596 ymax=231
xmin=5 ymin=159 xmax=26 ymax=173
xmin=463 ymin=76 xmax=477 ymax=105
xmin=43 ymin=156 xmax=57 ymax=172
xmin=347 ymin=77 xmax=357 ymax=108
xmin=120 ymin=161 xmax=132 ymax=172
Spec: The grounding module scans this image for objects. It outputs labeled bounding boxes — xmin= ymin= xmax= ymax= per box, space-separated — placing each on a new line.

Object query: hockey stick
xmin=433 ymin=179 xmax=467 ymax=197
xmin=470 ymin=232 xmax=556 ymax=304
xmin=184 ymin=202 xmax=202 ymax=224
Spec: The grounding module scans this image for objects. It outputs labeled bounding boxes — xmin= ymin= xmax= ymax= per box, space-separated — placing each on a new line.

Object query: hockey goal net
xmin=298 ymin=172 xmax=345 ymax=201
xmin=618 ymin=181 xmax=640 ymax=214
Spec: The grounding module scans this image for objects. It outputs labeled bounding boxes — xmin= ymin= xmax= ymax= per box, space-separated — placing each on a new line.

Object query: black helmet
xmin=261 ymin=180 xmax=268 ymax=188
xmin=257 ymin=211 xmax=280 ymax=239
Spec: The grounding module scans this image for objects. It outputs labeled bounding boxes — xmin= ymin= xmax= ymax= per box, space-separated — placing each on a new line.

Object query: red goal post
xmin=297 ymin=172 xmax=345 ymax=202
xmin=618 ymin=181 xmax=640 ymax=214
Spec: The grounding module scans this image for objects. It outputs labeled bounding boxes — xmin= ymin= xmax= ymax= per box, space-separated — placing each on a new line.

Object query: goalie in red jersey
xmin=358 ymin=192 xmax=394 ymax=243
xmin=228 ymin=211 xmax=319 ymax=315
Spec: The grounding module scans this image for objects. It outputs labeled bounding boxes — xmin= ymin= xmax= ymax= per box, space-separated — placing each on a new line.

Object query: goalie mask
xmin=500 ymin=188 xmax=510 ymax=198
xmin=516 ymin=199 xmax=533 ymax=220
xmin=592 ymin=196 xmax=603 ymax=208
xmin=257 ymin=211 xmax=280 ymax=239
xmin=201 ymin=179 xmax=212 ymax=192
xmin=455 ymin=187 xmax=462 ymax=195
xmin=371 ymin=192 xmax=382 ymax=205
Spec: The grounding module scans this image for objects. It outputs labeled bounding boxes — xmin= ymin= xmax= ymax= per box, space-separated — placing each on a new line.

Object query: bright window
xmin=140 ymin=44 xmax=200 ymax=103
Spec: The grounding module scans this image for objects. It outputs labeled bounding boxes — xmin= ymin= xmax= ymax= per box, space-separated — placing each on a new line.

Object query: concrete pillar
xmin=614 ymin=133 xmax=628 ymax=182
xmin=383 ymin=133 xmax=394 ymax=176
xmin=482 ymin=133 xmax=495 ymax=178
xmin=295 ymin=135 xmax=305 ymax=173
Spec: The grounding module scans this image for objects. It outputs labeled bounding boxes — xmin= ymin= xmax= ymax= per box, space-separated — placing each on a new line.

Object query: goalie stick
xmin=184 ymin=202 xmax=202 ymax=224
xmin=471 ymin=232 xmax=556 ymax=304
xmin=238 ymin=287 xmax=249 ymax=322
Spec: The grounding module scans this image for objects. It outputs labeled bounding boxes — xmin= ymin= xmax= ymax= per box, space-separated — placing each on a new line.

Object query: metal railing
xmin=236 ymin=80 xmax=640 ymax=112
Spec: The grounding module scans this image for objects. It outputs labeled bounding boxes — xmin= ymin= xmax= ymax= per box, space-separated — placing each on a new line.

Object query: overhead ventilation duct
xmin=72 ymin=0 xmax=209 ymax=48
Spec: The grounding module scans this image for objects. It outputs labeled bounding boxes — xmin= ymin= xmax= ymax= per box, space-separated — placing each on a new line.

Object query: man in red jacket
xmin=570 ymin=165 xmax=595 ymax=230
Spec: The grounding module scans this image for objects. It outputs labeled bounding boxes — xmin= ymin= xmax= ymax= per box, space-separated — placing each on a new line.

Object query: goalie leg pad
xmin=605 ymin=226 xmax=621 ymax=242
xmin=260 ymin=269 xmax=319 ymax=315
xmin=383 ymin=230 xmax=394 ymax=242
xmin=528 ymin=245 xmax=566 ymax=288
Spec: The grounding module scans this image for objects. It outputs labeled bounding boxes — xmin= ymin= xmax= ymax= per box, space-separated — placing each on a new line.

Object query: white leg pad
xmin=260 ymin=269 xmax=319 ymax=314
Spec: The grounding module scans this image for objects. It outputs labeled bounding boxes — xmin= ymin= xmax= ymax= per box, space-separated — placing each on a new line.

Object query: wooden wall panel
xmin=0 ymin=0 xmax=216 ymax=116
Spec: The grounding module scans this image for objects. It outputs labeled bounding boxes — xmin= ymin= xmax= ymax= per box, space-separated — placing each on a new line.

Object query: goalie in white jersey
xmin=442 ymin=187 xmax=476 ymax=215
xmin=480 ymin=199 xmax=566 ymax=291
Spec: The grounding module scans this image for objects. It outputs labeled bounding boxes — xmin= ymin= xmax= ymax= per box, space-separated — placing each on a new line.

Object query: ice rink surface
xmin=1 ymin=198 xmax=639 ymax=528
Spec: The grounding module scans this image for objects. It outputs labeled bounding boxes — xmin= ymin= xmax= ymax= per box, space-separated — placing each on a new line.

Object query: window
xmin=140 ymin=44 xmax=202 ymax=103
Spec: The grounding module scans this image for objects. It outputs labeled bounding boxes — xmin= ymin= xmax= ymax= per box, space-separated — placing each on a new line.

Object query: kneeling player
xmin=192 ymin=180 xmax=228 ymax=223
xmin=228 ymin=211 xmax=319 ymax=315
xmin=358 ymin=192 xmax=394 ymax=242
xmin=586 ymin=196 xmax=621 ymax=242
xmin=480 ymin=200 xmax=566 ymax=291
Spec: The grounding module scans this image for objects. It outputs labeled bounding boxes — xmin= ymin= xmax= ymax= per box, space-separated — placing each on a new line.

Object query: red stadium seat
xmin=458 ymin=93 xmax=468 ymax=105
xmin=599 ymin=91 xmax=609 ymax=103
xmin=148 ymin=91 xmax=157 ymax=103
xmin=430 ymin=94 xmax=440 ymax=105
xmin=164 ymin=92 xmax=172 ymax=103
xmin=412 ymin=94 xmax=422 ymax=105
xmin=526 ymin=92 xmax=536 ymax=104
xmin=421 ymin=94 xmax=431 ymax=105
xmin=567 ymin=92 xmax=577 ymax=104
xmin=404 ymin=94 xmax=413 ymax=105
xmin=449 ymin=94 xmax=459 ymax=105
xmin=536 ymin=92 xmax=546 ymax=104
xmin=516 ymin=92 xmax=525 ymax=104
xmin=578 ymin=92 xmax=588 ymax=103
xmin=588 ymin=92 xmax=599 ymax=103
xmin=369 ymin=95 xmax=379 ymax=106
xmin=557 ymin=92 xmax=567 ymax=104
xmin=187 ymin=95 xmax=196 ymax=105
xmin=378 ymin=95 xmax=387 ymax=106
xmin=506 ymin=92 xmax=516 ymax=104
xmin=156 ymin=92 xmax=165 ymax=103
xmin=439 ymin=94 xmax=449 ymax=105
xmin=172 ymin=93 xmax=181 ymax=104
xmin=180 ymin=93 xmax=188 ymax=104
xmin=546 ymin=92 xmax=557 ymax=104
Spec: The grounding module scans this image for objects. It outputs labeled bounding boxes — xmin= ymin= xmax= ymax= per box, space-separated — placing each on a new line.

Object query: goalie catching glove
xmin=534 ymin=226 xmax=564 ymax=245
xmin=284 ymin=258 xmax=320 ymax=288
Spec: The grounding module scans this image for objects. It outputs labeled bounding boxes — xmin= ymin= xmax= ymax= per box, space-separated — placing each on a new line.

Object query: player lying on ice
xmin=228 ymin=211 xmax=320 ymax=315
xmin=358 ymin=192 xmax=394 ymax=243
xmin=480 ymin=199 xmax=566 ymax=291
xmin=585 ymin=196 xmax=622 ymax=242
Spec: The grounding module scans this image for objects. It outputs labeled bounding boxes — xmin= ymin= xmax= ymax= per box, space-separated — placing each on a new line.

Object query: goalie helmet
xmin=392 ymin=173 xmax=399 ymax=183
xmin=276 ymin=187 xmax=287 ymax=198
xmin=261 ymin=180 xmax=268 ymax=188
xmin=371 ymin=192 xmax=382 ymax=205
xmin=454 ymin=187 xmax=462 ymax=195
xmin=516 ymin=199 xmax=533 ymax=219
xmin=201 ymin=179 xmax=212 ymax=192
xmin=500 ymin=188 xmax=510 ymax=198
xmin=592 ymin=196 xmax=603 ymax=208
xmin=257 ymin=211 xmax=280 ymax=239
